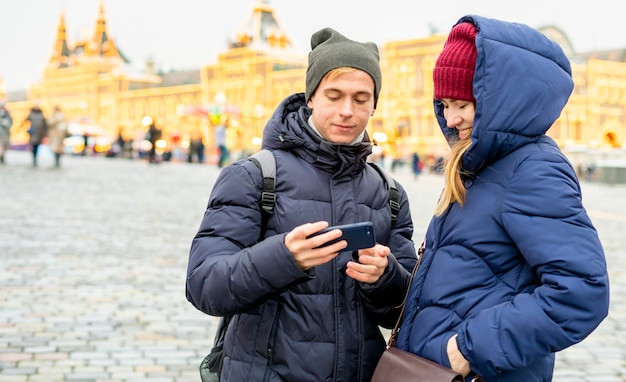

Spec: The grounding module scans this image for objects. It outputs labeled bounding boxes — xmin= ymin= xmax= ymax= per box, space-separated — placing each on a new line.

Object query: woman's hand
xmin=447 ymin=334 xmax=471 ymax=377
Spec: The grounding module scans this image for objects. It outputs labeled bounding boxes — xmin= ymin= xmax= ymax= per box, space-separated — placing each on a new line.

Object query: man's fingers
xmin=293 ymin=221 xmax=330 ymax=240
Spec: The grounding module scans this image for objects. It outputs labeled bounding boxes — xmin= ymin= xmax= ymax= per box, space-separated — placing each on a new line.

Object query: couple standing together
xmin=186 ymin=15 xmax=609 ymax=382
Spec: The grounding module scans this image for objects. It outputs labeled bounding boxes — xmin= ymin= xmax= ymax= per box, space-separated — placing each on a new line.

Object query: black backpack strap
xmin=368 ymin=162 xmax=399 ymax=222
xmin=248 ymin=149 xmax=276 ymax=215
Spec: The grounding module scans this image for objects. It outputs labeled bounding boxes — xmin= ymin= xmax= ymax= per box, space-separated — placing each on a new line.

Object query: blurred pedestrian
xmin=411 ymin=151 xmax=422 ymax=179
xmin=0 ymin=101 xmax=12 ymax=164
xmin=47 ymin=105 xmax=68 ymax=167
xmin=115 ymin=128 xmax=126 ymax=158
xmin=23 ymin=103 xmax=48 ymax=167
xmin=586 ymin=161 xmax=596 ymax=182
xmin=396 ymin=16 xmax=609 ymax=381
xmin=195 ymin=137 xmax=205 ymax=163
xmin=187 ymin=138 xmax=195 ymax=163
xmin=214 ymin=123 xmax=228 ymax=167
xmin=81 ymin=132 xmax=89 ymax=156
xmin=147 ymin=119 xmax=161 ymax=163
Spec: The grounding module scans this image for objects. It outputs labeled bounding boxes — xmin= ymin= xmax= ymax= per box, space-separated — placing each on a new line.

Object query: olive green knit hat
xmin=305 ymin=27 xmax=382 ymax=107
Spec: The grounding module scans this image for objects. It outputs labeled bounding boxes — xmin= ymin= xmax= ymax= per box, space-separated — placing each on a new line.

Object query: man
xmin=0 ymin=101 xmax=12 ymax=164
xmin=186 ymin=27 xmax=417 ymax=381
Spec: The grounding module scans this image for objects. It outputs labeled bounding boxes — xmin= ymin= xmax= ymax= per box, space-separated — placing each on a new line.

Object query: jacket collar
xmin=262 ymin=93 xmax=372 ymax=177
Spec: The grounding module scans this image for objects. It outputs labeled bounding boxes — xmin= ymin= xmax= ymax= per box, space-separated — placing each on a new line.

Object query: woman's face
xmin=441 ymin=98 xmax=475 ymax=140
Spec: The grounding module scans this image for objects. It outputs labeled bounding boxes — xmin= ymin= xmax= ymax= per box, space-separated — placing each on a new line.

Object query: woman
xmin=396 ymin=16 xmax=609 ymax=381
xmin=47 ymin=105 xmax=68 ymax=167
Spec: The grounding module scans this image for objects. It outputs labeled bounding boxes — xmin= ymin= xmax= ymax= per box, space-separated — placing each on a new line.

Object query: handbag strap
xmin=387 ymin=240 xmax=425 ymax=348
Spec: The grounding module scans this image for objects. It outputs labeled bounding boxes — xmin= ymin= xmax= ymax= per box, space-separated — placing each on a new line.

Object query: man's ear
xmin=307 ymin=98 xmax=313 ymax=109
xmin=371 ymin=108 xmax=376 ymax=117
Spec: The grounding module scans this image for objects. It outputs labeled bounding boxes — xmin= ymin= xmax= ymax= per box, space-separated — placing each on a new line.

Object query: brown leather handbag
xmin=371 ymin=346 xmax=464 ymax=382
xmin=371 ymin=242 xmax=465 ymax=382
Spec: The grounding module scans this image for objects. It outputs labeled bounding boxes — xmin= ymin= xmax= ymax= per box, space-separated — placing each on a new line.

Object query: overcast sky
xmin=1 ymin=0 xmax=625 ymax=92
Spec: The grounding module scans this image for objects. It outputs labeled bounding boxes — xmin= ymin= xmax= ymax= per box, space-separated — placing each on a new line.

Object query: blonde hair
xmin=325 ymin=67 xmax=358 ymax=81
xmin=434 ymin=138 xmax=472 ymax=216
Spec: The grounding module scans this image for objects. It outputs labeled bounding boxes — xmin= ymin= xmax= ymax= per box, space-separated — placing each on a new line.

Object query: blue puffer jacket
xmin=396 ymin=15 xmax=609 ymax=382
xmin=187 ymin=93 xmax=417 ymax=381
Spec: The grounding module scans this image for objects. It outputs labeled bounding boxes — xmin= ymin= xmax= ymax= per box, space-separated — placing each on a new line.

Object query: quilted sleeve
xmin=186 ymin=161 xmax=312 ymax=316
xmin=456 ymin=151 xmax=609 ymax=376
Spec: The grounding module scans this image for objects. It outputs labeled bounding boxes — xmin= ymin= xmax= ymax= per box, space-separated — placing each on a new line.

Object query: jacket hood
xmin=261 ymin=93 xmax=373 ymax=177
xmin=434 ymin=15 xmax=574 ymax=174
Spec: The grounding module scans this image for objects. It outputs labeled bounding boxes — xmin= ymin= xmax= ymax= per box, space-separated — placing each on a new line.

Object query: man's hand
xmin=345 ymin=244 xmax=390 ymax=284
xmin=285 ymin=221 xmax=346 ymax=270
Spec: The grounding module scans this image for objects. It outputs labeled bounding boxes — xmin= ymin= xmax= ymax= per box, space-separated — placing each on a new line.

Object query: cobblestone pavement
xmin=0 ymin=149 xmax=624 ymax=381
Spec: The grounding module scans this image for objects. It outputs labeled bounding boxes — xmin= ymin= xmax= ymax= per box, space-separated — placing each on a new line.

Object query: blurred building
xmin=2 ymin=0 xmax=625 ymax=163
xmin=0 ymin=76 xmax=5 ymax=101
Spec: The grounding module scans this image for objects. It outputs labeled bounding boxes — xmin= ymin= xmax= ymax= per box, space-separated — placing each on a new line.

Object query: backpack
xmin=199 ymin=149 xmax=400 ymax=382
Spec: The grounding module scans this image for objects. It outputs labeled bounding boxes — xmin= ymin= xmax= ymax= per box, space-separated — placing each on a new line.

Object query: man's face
xmin=307 ymin=70 xmax=375 ymax=144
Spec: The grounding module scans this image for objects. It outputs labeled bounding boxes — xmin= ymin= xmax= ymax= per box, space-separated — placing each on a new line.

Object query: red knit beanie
xmin=433 ymin=22 xmax=478 ymax=102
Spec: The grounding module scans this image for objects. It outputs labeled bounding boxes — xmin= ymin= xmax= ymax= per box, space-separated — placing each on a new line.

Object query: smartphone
xmin=308 ymin=222 xmax=376 ymax=253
